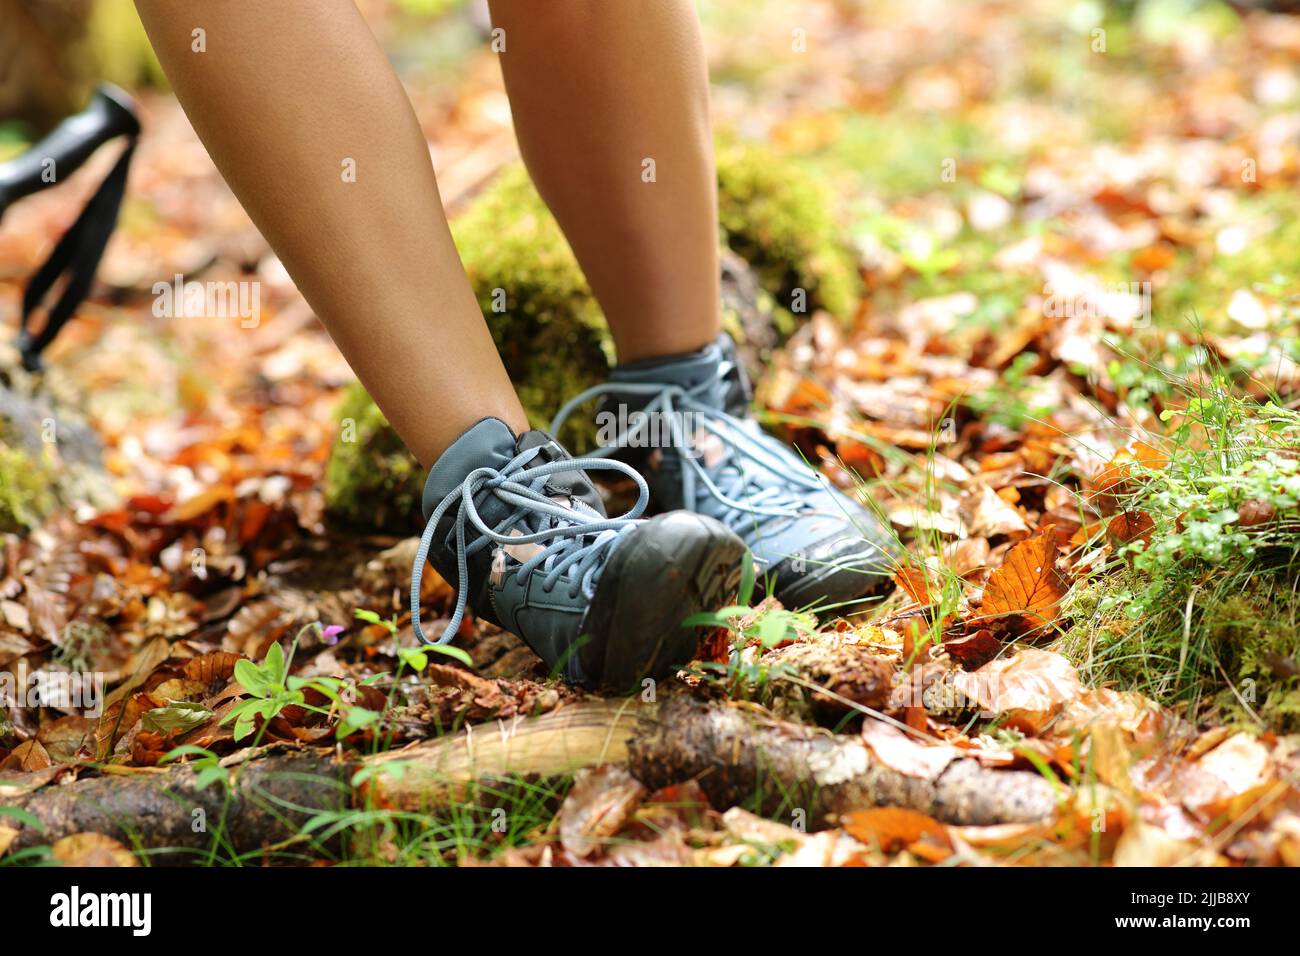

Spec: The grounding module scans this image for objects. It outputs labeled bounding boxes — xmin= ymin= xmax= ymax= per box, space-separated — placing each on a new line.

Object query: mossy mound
xmin=1060 ymin=576 xmax=1300 ymax=733
xmin=452 ymin=165 xmax=614 ymax=443
xmin=324 ymin=140 xmax=863 ymax=533
xmin=322 ymin=382 xmax=426 ymax=534
xmin=716 ymin=139 xmax=862 ymax=323
xmin=0 ymin=366 xmax=109 ymax=534
xmin=0 ymin=445 xmax=56 ymax=533
xmin=1207 ymin=593 xmax=1300 ymax=733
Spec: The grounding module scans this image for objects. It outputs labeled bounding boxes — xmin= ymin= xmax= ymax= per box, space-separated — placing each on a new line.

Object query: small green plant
xmin=685 ymin=553 xmax=817 ymax=697
xmin=220 ymin=621 xmax=439 ymax=744
xmin=223 ymin=640 xmax=301 ymax=742
xmin=353 ymin=608 xmax=473 ymax=668
xmin=1060 ymin=386 xmax=1300 ymax=723
xmin=685 ymin=553 xmax=816 ymax=649
xmin=159 ymin=745 xmax=228 ymax=792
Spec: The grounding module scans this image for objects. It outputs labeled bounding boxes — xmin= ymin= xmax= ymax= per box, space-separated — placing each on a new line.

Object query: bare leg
xmin=134 ymin=0 xmax=528 ymax=467
xmin=487 ymin=0 xmax=720 ymax=363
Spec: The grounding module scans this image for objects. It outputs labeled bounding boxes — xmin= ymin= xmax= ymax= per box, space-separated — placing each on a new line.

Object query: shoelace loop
xmin=550 ymin=362 xmax=825 ymax=532
xmin=411 ymin=446 xmax=648 ymax=646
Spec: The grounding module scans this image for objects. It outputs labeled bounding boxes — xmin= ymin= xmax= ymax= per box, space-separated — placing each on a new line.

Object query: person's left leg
xmin=486 ymin=0 xmax=718 ymax=364
xmin=490 ymin=1 xmax=897 ymax=610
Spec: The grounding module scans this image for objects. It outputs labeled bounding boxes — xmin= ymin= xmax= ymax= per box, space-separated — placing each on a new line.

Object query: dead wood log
xmin=626 ymin=697 xmax=1060 ymax=827
xmin=4 ymin=696 xmax=1059 ymax=859
xmin=362 ymin=698 xmax=646 ymax=809
xmin=4 ymin=752 xmax=353 ymax=860
xmin=3 ymin=701 xmax=643 ymax=858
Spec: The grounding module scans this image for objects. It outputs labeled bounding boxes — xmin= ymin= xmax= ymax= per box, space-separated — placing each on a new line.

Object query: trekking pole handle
xmin=0 ymin=84 xmax=140 ymax=219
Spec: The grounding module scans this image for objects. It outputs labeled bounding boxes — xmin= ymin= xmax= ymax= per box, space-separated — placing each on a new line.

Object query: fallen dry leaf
xmin=558 ymin=764 xmax=647 ymax=859
xmin=843 ymin=807 xmax=950 ymax=853
xmin=960 ymin=485 xmax=1030 ymax=538
xmin=952 ymin=647 xmax=1083 ymax=733
xmin=1107 ymin=510 xmax=1155 ymax=549
xmin=51 ymin=832 xmax=138 ymax=867
xmin=1171 ymin=733 xmax=1277 ymax=821
xmin=862 ymin=718 xmax=961 ymax=780
xmin=893 ymin=564 xmax=940 ymax=606
xmin=977 ymin=532 xmax=1069 ymax=632
xmin=0 ymin=825 xmax=17 ymax=857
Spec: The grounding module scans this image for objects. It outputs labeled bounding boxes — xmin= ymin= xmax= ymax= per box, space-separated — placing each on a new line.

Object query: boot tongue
xmin=609 ymin=332 xmax=751 ymax=416
xmin=515 ymin=430 xmax=607 ymax=517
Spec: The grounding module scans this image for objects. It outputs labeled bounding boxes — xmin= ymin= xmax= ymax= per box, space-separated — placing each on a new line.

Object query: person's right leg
xmin=135 ymin=0 xmax=525 ymax=468
xmin=134 ymin=0 xmax=745 ymax=690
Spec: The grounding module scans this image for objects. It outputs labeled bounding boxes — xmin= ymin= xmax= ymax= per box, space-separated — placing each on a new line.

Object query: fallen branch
xmin=4 ymin=752 xmax=352 ymax=861
xmin=4 ymin=695 xmax=1060 ymax=860
xmin=627 ymin=697 xmax=1061 ymax=827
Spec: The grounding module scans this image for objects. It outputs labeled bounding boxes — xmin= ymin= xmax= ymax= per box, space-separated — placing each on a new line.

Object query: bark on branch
xmin=5 ymin=696 xmax=1060 ymax=860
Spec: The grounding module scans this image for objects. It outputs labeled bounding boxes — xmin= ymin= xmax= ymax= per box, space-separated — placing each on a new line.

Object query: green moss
xmin=323 ymin=382 xmax=424 ymax=533
xmin=1206 ymin=593 xmax=1300 ymax=733
xmin=716 ymin=140 xmax=862 ymax=321
xmin=0 ymin=444 xmax=56 ymax=533
xmin=451 ymin=165 xmax=614 ymax=448
xmin=87 ymin=0 xmax=168 ymax=91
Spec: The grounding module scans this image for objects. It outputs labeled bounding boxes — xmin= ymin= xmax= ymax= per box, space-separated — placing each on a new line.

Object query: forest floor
xmin=1 ymin=0 xmax=1299 ymax=866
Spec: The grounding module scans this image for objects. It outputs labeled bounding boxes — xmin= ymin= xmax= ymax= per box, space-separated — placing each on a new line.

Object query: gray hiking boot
xmin=551 ymin=334 xmax=896 ymax=611
xmin=410 ymin=417 xmax=746 ymax=692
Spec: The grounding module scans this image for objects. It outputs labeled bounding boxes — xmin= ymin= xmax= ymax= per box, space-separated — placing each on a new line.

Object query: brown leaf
xmin=1238 ymin=498 xmax=1276 ymax=528
xmin=952 ymin=648 xmax=1083 ymax=733
xmin=960 ymin=485 xmax=1030 ymax=539
xmin=0 ymin=632 xmax=36 ymax=667
xmin=843 ymin=807 xmax=950 ymax=853
xmin=943 ymin=537 xmax=990 ymax=578
xmin=1169 ymin=733 xmax=1276 ymax=821
xmin=893 ymin=564 xmax=940 ymax=606
xmin=51 ymin=832 xmax=138 ymax=867
xmin=131 ymin=730 xmax=171 ymax=766
xmin=978 ymin=532 xmax=1069 ymax=631
xmin=162 ymin=484 xmax=236 ymax=524
xmin=559 ymin=765 xmax=647 ymax=859
xmin=36 ymin=716 xmax=94 ymax=763
xmin=1107 ymin=510 xmax=1155 ymax=549
xmin=943 ymin=628 xmax=1002 ymax=669
xmin=0 ymin=739 xmax=51 ymax=772
xmin=1089 ymin=441 xmax=1167 ymax=512
xmin=861 ymin=719 xmax=961 ymax=780
xmin=182 ymin=651 xmax=245 ymax=690
xmin=0 ymin=825 xmax=17 ymax=857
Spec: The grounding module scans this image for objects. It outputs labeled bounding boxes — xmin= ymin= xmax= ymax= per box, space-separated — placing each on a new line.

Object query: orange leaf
xmin=162 ymin=484 xmax=236 ymax=524
xmin=944 ymin=628 xmax=1002 ymax=669
xmin=183 ymin=651 xmax=246 ymax=689
xmin=1107 ymin=510 xmax=1154 ymax=549
xmin=893 ymin=565 xmax=939 ymax=606
xmin=1238 ymin=499 xmax=1276 ymax=528
xmin=50 ymin=832 xmax=138 ymax=867
xmin=1091 ymin=441 xmax=1167 ymax=506
xmin=843 ymin=807 xmax=950 ymax=853
xmin=979 ymin=533 xmax=1069 ymax=629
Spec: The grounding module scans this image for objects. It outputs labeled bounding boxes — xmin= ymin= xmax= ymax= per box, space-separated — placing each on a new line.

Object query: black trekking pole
xmin=0 ymin=84 xmax=140 ymax=371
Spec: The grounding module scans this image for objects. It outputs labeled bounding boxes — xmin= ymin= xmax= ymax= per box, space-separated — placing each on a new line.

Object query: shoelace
xmin=411 ymin=445 xmax=649 ymax=645
xmin=550 ymin=361 xmax=825 ymax=533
